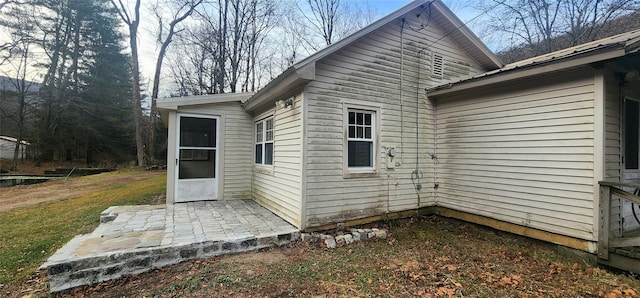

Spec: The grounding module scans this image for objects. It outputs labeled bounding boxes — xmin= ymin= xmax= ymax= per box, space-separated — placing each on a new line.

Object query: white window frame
xmin=343 ymin=103 xmax=380 ymax=178
xmin=255 ymin=116 xmax=274 ymax=166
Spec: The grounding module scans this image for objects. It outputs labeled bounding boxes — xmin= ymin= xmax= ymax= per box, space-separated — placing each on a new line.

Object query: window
xmin=347 ymin=109 xmax=375 ymax=169
xmin=255 ymin=117 xmax=274 ymax=165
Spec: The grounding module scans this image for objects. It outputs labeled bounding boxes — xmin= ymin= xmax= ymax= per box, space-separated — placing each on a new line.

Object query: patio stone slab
xmin=40 ymin=199 xmax=300 ymax=292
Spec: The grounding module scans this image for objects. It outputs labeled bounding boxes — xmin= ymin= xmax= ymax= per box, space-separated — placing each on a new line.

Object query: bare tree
xmin=110 ymin=0 xmax=145 ymax=167
xmin=147 ymin=0 xmax=203 ymax=163
xmin=0 ymin=11 xmax=37 ymax=169
xmin=305 ymin=0 xmax=340 ymax=46
xmin=286 ymin=0 xmax=377 ymax=54
xmin=4 ymin=40 xmax=36 ymax=170
xmin=168 ymin=0 xmax=276 ymax=95
xmin=476 ymin=0 xmax=640 ymax=60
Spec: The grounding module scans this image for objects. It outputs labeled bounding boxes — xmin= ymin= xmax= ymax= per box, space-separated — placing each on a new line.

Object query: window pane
xmin=255 ymin=144 xmax=263 ymax=164
xmin=357 ymin=126 xmax=363 ymax=138
xmin=266 ymin=130 xmax=273 ymax=142
xmin=266 ymin=118 xmax=273 ymax=130
xmin=179 ymin=149 xmax=215 ymax=179
xmin=348 ymin=126 xmax=355 ymax=138
xmin=265 ymin=143 xmax=273 ymax=165
xmin=365 ymin=113 xmax=371 ymax=125
xmin=180 ymin=117 xmax=216 ymax=147
xmin=365 ymin=127 xmax=371 ymax=139
xmin=179 ymin=149 xmax=193 ymax=160
xmin=256 ymin=122 xmax=263 ymax=142
xmin=348 ymin=141 xmax=372 ymax=167
xmin=626 ymin=99 xmax=639 ymax=169
xmin=357 ymin=113 xmax=363 ymax=125
xmin=349 ymin=112 xmax=355 ymax=124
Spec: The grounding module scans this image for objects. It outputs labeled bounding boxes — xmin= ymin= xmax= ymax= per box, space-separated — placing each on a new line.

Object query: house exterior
xmin=159 ymin=0 xmax=501 ymax=228
xmin=158 ymin=0 xmax=640 ymax=265
xmin=427 ymin=29 xmax=640 ymax=265
xmin=0 ymin=136 xmax=29 ymax=160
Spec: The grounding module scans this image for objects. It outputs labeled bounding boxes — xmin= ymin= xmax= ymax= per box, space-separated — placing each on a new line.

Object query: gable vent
xmin=432 ymin=53 xmax=443 ymax=78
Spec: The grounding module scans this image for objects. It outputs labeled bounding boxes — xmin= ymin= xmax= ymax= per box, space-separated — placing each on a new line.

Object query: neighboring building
xmin=0 ymin=136 xmax=29 ymax=160
xmin=159 ymin=0 xmax=640 ymax=272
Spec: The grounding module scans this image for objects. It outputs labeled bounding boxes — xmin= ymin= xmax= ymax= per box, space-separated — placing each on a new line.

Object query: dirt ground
xmin=49 ymin=217 xmax=640 ymax=298
xmin=0 ymin=165 xmax=163 ymax=211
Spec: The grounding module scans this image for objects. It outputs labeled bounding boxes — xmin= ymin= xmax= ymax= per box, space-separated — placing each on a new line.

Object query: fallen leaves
xmin=31 ymin=216 xmax=640 ymax=298
xmin=496 ymin=274 xmax=524 ymax=288
xmin=605 ymin=288 xmax=638 ymax=298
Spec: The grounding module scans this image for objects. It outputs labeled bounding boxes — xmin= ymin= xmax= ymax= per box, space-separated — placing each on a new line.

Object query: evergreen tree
xmin=2 ymin=0 xmax=133 ymax=164
xmin=76 ymin=0 xmax=133 ymax=164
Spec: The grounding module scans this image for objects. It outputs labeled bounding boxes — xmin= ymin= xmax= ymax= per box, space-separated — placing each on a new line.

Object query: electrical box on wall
xmin=386 ymin=147 xmax=396 ymax=169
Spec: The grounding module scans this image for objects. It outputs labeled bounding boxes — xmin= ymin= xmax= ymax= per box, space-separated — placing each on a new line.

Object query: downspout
xmin=400 ymin=18 xmax=405 ymax=164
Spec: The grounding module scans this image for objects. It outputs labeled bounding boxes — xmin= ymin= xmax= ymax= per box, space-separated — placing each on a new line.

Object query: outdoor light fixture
xmin=277 ymin=98 xmax=294 ymax=109
xmin=625 ymin=70 xmax=640 ymax=82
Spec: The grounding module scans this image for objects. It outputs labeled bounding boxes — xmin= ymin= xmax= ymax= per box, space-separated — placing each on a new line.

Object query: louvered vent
xmin=432 ymin=53 xmax=443 ymax=78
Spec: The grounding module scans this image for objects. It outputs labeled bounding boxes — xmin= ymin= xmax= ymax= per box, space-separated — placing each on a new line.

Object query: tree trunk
xmin=130 ymin=24 xmax=145 ymax=167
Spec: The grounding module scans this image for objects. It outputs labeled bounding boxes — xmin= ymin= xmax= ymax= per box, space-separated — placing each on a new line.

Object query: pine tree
xmin=2 ymin=0 xmax=133 ymax=164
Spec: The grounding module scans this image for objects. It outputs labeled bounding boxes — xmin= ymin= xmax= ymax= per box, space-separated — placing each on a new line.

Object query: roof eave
xmin=242 ymin=62 xmax=315 ymax=112
xmin=157 ymin=92 xmax=254 ymax=124
xmin=432 ymin=0 xmax=503 ymax=70
xmin=157 ymin=92 xmax=254 ymax=111
xmin=242 ymin=1 xmax=431 ymax=111
xmin=427 ymin=46 xmax=626 ymax=97
xmin=626 ymin=37 xmax=640 ymax=53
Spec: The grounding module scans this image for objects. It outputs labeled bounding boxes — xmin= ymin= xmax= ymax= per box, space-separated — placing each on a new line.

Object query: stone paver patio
xmin=40 ymin=200 xmax=300 ymax=292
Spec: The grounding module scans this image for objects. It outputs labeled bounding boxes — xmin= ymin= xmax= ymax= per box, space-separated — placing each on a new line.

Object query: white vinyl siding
xmin=605 ymin=73 xmax=622 ymax=182
xmin=303 ymin=7 xmax=486 ymax=228
xmin=604 ymin=71 xmax=622 ymax=237
xmin=435 ymin=68 xmax=597 ymax=241
xmin=252 ymin=94 xmax=304 ymax=228
xmin=178 ymin=102 xmax=253 ymax=200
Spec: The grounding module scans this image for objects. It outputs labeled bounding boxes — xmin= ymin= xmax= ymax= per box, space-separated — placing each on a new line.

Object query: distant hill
xmin=497 ymin=11 xmax=640 ymax=64
xmin=0 ymin=75 xmax=40 ymax=93
xmin=0 ymin=75 xmax=40 ymax=139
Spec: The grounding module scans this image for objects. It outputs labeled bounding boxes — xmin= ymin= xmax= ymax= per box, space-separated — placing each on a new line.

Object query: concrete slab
xmin=40 ymin=199 xmax=300 ymax=292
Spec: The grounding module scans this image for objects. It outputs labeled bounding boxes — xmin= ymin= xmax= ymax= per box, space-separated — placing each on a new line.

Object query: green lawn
xmin=0 ymin=170 xmax=165 ymax=285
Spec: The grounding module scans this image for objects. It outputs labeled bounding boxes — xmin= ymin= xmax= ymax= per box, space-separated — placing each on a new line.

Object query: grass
xmin=0 ymin=170 xmax=165 ymax=285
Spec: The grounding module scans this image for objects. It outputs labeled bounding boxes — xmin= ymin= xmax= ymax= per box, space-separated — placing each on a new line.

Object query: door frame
xmin=175 ymin=113 xmax=221 ymax=202
xmin=621 ymin=95 xmax=640 ymax=233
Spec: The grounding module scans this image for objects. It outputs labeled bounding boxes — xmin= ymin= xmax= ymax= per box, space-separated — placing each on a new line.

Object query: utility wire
xmin=426 ymin=2 xmax=501 ymax=49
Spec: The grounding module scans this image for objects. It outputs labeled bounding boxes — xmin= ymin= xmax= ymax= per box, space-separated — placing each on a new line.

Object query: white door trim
xmin=175 ymin=113 xmax=220 ymax=202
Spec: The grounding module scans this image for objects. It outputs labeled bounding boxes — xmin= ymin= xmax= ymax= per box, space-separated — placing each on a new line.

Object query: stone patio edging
xmin=301 ymin=228 xmax=388 ymax=249
xmin=42 ymin=231 xmax=300 ymax=292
